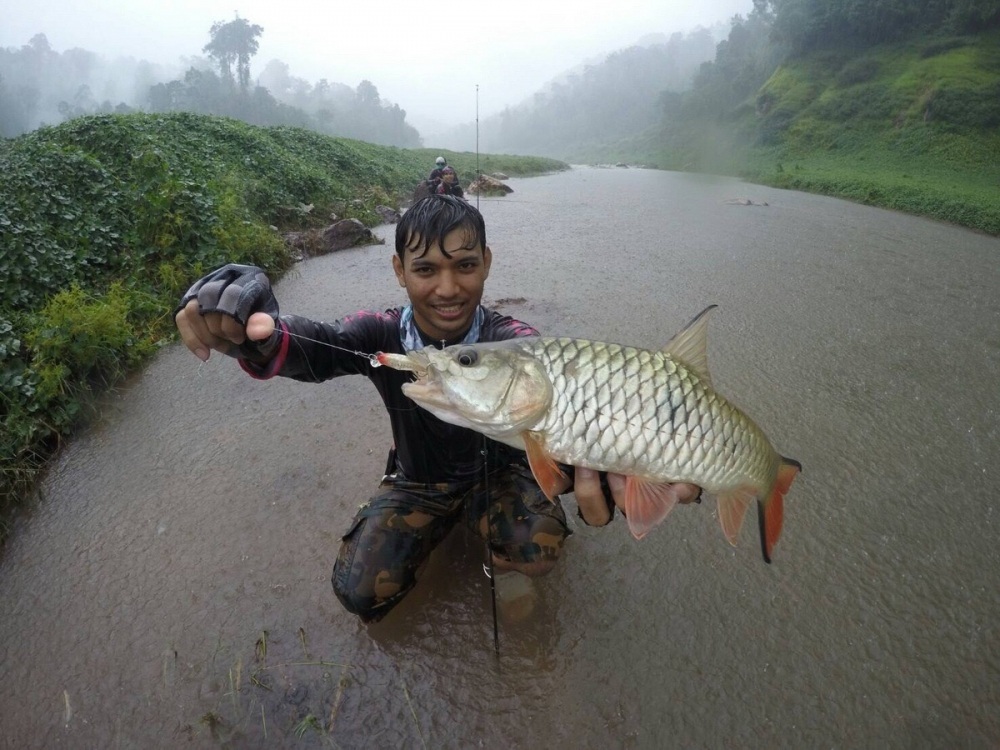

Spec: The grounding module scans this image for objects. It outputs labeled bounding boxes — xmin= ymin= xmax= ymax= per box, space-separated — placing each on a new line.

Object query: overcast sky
xmin=3 ymin=0 xmax=753 ymax=131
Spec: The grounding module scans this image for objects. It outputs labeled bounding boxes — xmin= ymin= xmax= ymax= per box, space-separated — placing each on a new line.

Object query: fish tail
xmin=757 ymin=457 xmax=801 ymax=564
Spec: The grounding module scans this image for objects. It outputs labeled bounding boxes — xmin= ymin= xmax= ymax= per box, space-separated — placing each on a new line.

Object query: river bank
xmin=0 ymin=112 xmax=567 ymax=538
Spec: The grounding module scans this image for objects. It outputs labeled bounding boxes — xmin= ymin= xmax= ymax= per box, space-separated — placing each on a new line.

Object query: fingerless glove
xmin=176 ymin=264 xmax=282 ymax=360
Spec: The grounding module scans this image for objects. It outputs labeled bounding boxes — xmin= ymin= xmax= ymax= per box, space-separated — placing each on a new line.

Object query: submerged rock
xmin=467 ymin=174 xmax=513 ymax=195
xmin=322 ymin=219 xmax=377 ymax=251
xmin=375 ymin=205 xmax=401 ymax=224
xmin=282 ymin=219 xmax=378 ymax=260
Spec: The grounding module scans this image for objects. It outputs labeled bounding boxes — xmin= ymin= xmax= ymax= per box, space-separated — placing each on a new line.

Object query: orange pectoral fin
xmin=757 ymin=457 xmax=801 ymax=564
xmin=622 ymin=478 xmax=685 ymax=541
xmin=521 ymin=432 xmax=568 ymax=501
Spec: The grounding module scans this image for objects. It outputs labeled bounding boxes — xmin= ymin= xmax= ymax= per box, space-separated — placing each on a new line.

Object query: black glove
xmin=177 ymin=263 xmax=279 ymax=324
xmin=176 ymin=264 xmax=281 ymax=360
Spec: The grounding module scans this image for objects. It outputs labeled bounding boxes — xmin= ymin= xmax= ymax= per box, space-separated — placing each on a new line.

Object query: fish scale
xmin=379 ymin=306 xmax=801 ymax=558
xmin=523 ymin=337 xmax=775 ymax=491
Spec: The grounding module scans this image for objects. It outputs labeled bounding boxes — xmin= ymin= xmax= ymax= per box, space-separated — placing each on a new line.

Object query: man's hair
xmin=395 ymin=195 xmax=486 ymax=260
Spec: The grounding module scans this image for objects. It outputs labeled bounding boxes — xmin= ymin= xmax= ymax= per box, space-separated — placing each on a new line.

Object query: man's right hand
xmin=174 ymin=264 xmax=279 ymax=361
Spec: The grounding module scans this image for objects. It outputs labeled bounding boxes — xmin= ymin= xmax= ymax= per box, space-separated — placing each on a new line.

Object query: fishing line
xmin=275 ymin=328 xmax=384 ymax=367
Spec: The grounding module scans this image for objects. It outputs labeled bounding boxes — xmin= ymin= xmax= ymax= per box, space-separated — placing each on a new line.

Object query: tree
xmin=356 ymin=80 xmax=380 ymax=107
xmin=203 ymin=16 xmax=263 ymax=92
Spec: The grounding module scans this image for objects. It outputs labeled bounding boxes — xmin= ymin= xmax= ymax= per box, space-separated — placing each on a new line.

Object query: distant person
xmin=435 ymin=166 xmax=465 ymax=199
xmin=428 ymin=156 xmax=447 ymax=184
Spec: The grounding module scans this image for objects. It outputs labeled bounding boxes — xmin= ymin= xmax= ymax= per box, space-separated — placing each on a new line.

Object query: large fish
xmin=377 ymin=306 xmax=800 ymax=562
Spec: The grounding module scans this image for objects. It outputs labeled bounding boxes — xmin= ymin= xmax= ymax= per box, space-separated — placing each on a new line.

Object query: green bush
xmin=0 ymin=111 xmax=568 ymax=538
xmin=1 ymin=283 xmax=161 ymax=520
xmin=926 ymin=83 xmax=1000 ymax=128
xmin=812 ymin=83 xmax=905 ymax=122
xmin=0 ymin=139 xmax=129 ymax=312
xmin=836 ymin=58 xmax=881 ymax=85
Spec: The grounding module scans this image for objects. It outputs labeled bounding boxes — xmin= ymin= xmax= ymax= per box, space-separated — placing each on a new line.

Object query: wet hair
xmin=395 ymin=195 xmax=486 ymax=260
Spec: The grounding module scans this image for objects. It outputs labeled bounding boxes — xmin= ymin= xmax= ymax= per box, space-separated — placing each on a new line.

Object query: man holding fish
xmin=176 ymin=195 xmax=786 ymax=623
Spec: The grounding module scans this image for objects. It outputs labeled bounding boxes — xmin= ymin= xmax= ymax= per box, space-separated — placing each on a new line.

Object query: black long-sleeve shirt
xmin=240 ymin=306 xmax=538 ymax=483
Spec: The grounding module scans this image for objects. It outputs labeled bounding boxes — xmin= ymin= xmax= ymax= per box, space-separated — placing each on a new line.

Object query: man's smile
xmin=432 ymin=303 xmax=466 ymax=318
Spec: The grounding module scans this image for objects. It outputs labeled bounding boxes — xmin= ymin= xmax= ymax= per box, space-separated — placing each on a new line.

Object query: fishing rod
xmin=475 ymin=84 xmax=501 ymax=658
xmin=475 ymin=83 xmax=481 ymax=212
xmin=482 ymin=435 xmax=501 ymax=658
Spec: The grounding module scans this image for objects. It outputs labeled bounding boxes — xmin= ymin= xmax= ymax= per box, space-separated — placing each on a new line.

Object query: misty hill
xmin=427 ymin=27 xmax=725 ymax=156
xmin=0 ymin=30 xmax=421 ymax=147
xmin=577 ymin=0 xmax=1000 ymax=234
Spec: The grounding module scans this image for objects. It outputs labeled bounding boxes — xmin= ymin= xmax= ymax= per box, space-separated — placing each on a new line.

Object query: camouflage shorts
xmin=331 ymin=463 xmax=569 ymax=623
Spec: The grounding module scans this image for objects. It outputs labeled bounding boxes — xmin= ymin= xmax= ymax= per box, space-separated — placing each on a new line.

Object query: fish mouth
xmin=377 ymin=349 xmax=481 ymax=419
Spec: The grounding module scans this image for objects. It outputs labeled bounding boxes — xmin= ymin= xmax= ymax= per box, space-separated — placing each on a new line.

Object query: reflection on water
xmin=1 ymin=167 xmax=999 ymax=748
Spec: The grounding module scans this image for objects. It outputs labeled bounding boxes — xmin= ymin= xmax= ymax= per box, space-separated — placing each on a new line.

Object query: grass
xmin=753 ymin=34 xmax=1000 ymax=233
xmin=580 ymin=31 xmax=1000 ymax=237
xmin=0 ymin=112 xmax=567 ymax=544
xmin=740 ymin=138 xmax=1000 ymax=234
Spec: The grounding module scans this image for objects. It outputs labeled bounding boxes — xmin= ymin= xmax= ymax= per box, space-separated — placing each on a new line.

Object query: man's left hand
xmin=573 ymin=467 xmax=701 ymax=527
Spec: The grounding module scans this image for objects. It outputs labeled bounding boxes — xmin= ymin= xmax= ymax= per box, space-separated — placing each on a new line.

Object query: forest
xmin=466 ymin=0 xmax=1000 ymax=162
xmin=434 ymin=27 xmax=725 ymax=155
xmin=639 ymin=0 xmax=1000 ymax=234
xmin=0 ymin=18 xmax=421 ymax=148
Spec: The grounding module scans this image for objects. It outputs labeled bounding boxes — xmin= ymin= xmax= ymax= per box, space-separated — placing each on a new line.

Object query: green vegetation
xmin=756 ymin=33 xmax=1000 ymax=234
xmin=596 ymin=28 xmax=1000 ymax=236
xmin=0 ymin=111 xmax=566 ymax=538
xmin=1 ymin=25 xmax=424 ymax=148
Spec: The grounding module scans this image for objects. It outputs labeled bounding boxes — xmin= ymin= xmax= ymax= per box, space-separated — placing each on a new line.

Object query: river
xmin=1 ymin=166 xmax=998 ymax=748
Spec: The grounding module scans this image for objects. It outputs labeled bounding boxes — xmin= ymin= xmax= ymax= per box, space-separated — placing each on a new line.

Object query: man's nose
xmin=436 ymin=271 xmax=460 ymax=296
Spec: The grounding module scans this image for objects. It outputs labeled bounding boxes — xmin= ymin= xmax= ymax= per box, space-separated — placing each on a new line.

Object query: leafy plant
xmin=0 ymin=111 xmax=568 ymax=542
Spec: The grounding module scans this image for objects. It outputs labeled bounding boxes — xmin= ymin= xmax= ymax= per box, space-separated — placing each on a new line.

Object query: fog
xmin=2 ymin=0 xmax=752 ymax=140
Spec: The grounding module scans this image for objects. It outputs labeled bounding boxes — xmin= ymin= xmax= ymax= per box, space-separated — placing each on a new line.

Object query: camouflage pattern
xmin=332 ymin=463 xmax=569 ymax=623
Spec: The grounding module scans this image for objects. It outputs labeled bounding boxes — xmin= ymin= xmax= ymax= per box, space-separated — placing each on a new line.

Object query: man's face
xmin=442 ymin=172 xmax=456 ymax=183
xmin=392 ymin=228 xmax=491 ymax=342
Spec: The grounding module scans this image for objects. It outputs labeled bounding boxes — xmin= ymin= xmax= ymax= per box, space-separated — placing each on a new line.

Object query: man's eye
xmin=457 ymin=348 xmax=478 ymax=366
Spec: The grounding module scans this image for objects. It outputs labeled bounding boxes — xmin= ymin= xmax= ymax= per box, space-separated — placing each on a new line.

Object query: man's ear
xmin=392 ymin=254 xmax=406 ymax=287
xmin=483 ymin=245 xmax=492 ymax=279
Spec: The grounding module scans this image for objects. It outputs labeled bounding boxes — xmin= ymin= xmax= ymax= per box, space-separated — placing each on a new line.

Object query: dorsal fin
xmin=662 ymin=305 xmax=717 ymax=386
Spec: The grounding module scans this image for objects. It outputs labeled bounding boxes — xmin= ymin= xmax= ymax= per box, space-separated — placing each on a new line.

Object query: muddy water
xmin=1 ymin=166 xmax=998 ymax=749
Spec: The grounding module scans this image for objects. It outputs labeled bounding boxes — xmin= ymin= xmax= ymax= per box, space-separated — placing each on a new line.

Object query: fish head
xmin=394 ymin=341 xmax=552 ymax=439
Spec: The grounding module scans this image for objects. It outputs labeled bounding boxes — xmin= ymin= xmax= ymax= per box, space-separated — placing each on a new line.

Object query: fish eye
xmin=457 ymin=348 xmax=478 ymax=366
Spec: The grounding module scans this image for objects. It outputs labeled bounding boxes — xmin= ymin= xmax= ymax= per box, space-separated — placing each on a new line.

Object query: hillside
xmin=0 ymin=112 xmax=567 ymax=533
xmin=626 ymin=30 xmax=1000 ymax=235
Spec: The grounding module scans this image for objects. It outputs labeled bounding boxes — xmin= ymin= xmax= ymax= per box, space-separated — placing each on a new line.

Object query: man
xmin=174 ymin=196 xmax=698 ymax=623
xmin=428 ymin=156 xmax=447 ymax=184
